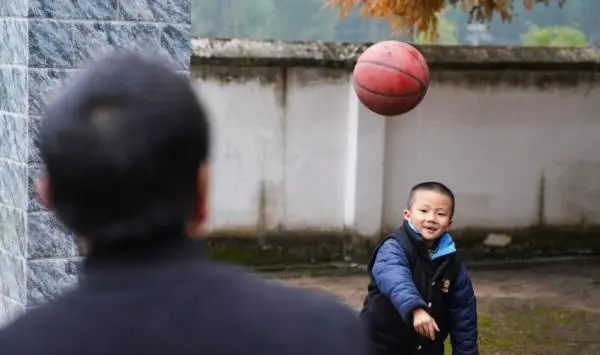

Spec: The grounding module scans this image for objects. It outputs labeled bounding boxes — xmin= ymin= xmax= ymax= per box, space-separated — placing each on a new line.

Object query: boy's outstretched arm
xmin=372 ymin=239 xmax=427 ymax=322
xmin=447 ymin=263 xmax=479 ymax=355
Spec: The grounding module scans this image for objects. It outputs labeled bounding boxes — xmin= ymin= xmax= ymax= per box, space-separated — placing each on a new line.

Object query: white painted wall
xmin=193 ymin=65 xmax=600 ymax=237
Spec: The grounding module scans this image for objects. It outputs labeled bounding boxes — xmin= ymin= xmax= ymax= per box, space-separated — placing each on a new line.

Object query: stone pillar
xmin=343 ymin=83 xmax=387 ymax=237
xmin=0 ymin=0 xmax=191 ymax=325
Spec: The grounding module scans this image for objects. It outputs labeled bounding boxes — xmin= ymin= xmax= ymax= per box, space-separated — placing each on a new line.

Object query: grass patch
xmin=445 ymin=306 xmax=589 ymax=354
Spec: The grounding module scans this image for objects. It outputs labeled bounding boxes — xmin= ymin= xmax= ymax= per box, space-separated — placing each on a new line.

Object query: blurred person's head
xmin=36 ymin=52 xmax=211 ymax=251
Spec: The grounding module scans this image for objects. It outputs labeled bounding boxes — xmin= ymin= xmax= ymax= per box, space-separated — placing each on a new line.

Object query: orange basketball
xmin=353 ymin=41 xmax=429 ymax=116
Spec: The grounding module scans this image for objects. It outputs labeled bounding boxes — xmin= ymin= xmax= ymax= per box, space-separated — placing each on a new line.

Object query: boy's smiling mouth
xmin=422 ymin=225 xmax=438 ymax=232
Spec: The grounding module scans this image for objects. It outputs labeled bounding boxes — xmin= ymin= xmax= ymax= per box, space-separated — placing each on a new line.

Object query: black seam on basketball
xmin=383 ymin=42 xmax=429 ymax=81
xmin=355 ymin=60 xmax=425 ymax=90
xmin=354 ymin=78 xmax=423 ymax=98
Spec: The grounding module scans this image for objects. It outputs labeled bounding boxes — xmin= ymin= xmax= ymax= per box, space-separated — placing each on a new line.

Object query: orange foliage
xmin=325 ymin=0 xmax=567 ymax=40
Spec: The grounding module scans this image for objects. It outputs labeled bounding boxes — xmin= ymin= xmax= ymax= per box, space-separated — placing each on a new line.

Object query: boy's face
xmin=403 ymin=189 xmax=453 ymax=241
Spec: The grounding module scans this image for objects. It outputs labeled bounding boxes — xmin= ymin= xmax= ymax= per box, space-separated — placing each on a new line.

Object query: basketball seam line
xmin=355 ymin=60 xmax=427 ymax=91
xmin=353 ymin=78 xmax=423 ymax=98
xmin=386 ymin=42 xmax=429 ymax=80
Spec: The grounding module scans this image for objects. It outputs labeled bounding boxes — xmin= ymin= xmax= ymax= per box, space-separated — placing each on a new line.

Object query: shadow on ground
xmin=267 ymin=260 xmax=600 ymax=355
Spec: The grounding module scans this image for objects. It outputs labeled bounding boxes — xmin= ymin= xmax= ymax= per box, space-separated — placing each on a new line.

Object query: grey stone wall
xmin=0 ymin=1 xmax=28 ymax=326
xmin=0 ymin=0 xmax=190 ymax=325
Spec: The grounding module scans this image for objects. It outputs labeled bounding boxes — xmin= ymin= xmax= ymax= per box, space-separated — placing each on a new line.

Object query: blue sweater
xmin=371 ymin=225 xmax=478 ymax=355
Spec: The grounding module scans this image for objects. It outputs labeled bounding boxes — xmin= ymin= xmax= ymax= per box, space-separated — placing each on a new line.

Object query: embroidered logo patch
xmin=441 ymin=279 xmax=451 ymax=293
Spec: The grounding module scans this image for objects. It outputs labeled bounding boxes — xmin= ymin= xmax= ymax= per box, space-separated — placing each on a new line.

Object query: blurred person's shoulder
xmin=189 ymin=260 xmax=368 ymax=354
xmin=0 ymin=256 xmax=367 ymax=355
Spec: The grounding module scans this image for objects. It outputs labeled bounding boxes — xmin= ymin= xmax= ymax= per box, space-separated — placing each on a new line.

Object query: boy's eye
xmin=419 ymin=209 xmax=427 ymax=213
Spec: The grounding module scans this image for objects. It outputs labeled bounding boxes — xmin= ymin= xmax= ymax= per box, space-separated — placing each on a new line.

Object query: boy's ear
xmin=402 ymin=209 xmax=411 ymax=220
xmin=196 ymin=163 xmax=210 ymax=222
xmin=187 ymin=163 xmax=210 ymax=238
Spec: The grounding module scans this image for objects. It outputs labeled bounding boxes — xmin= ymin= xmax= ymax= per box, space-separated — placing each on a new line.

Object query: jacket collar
xmin=82 ymin=236 xmax=205 ymax=273
xmin=403 ymin=220 xmax=456 ymax=260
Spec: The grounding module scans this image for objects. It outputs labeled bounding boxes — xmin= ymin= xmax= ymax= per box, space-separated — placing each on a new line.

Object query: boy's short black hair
xmin=39 ymin=52 xmax=210 ymax=246
xmin=407 ymin=181 xmax=455 ymax=217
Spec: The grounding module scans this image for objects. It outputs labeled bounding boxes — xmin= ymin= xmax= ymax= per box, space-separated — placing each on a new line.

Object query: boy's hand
xmin=412 ymin=308 xmax=440 ymax=341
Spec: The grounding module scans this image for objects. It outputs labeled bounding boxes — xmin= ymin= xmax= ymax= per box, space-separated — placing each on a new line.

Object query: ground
xmin=267 ymin=259 xmax=600 ymax=355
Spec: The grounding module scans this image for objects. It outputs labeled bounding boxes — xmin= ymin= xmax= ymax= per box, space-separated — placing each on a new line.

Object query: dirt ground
xmin=268 ymin=260 xmax=600 ymax=355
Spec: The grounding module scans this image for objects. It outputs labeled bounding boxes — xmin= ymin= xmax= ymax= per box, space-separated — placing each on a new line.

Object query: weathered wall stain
xmin=537 ymin=171 xmax=546 ymax=226
xmin=257 ymin=180 xmax=268 ymax=233
xmin=192 ymin=62 xmax=599 ymax=88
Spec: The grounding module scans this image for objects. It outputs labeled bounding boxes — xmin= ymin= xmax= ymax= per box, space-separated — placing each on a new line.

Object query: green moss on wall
xmin=202 ymin=225 xmax=600 ymax=267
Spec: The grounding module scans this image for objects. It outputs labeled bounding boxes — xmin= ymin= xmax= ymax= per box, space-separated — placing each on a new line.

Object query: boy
xmin=359 ymin=182 xmax=478 ymax=355
xmin=0 ymin=53 xmax=367 ymax=355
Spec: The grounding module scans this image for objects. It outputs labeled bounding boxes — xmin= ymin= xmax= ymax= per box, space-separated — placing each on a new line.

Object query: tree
xmin=325 ymin=0 xmax=569 ymax=41
xmin=521 ymin=25 xmax=587 ymax=46
xmin=333 ymin=9 xmax=409 ymax=42
xmin=414 ymin=11 xmax=459 ymax=44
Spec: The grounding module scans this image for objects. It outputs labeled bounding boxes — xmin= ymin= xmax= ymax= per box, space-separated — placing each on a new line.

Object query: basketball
xmin=353 ymin=40 xmax=429 ymax=116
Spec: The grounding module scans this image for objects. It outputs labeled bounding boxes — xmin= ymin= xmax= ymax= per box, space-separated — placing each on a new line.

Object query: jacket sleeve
xmin=371 ymin=239 xmax=427 ymax=323
xmin=447 ymin=262 xmax=479 ymax=355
